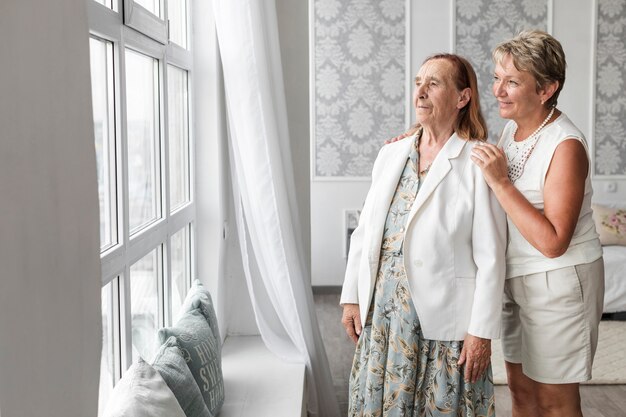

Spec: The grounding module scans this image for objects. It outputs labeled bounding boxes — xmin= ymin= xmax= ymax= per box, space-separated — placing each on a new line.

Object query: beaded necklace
xmin=505 ymin=106 xmax=555 ymax=183
xmin=413 ymin=128 xmax=432 ymax=177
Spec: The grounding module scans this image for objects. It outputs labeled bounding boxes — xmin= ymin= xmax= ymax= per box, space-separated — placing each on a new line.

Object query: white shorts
xmin=501 ymin=258 xmax=605 ymax=384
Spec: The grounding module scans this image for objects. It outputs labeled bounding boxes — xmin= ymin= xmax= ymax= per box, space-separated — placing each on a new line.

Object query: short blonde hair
xmin=493 ymin=30 xmax=566 ymax=108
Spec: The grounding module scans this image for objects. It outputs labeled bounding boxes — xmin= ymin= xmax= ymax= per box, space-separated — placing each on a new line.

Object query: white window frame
xmin=123 ymin=0 xmax=168 ymax=44
xmin=87 ymin=0 xmax=196 ymax=386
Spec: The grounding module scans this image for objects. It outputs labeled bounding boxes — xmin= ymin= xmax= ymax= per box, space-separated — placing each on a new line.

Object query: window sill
xmin=219 ymin=335 xmax=307 ymax=417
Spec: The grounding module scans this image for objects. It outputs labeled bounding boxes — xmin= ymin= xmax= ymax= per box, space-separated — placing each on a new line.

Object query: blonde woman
xmin=472 ymin=30 xmax=604 ymax=417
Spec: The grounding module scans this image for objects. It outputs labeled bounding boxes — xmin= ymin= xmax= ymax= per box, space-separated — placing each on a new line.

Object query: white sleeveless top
xmin=501 ymin=113 xmax=602 ymax=278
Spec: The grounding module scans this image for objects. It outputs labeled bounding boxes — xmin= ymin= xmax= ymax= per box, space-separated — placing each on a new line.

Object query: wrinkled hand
xmin=341 ymin=304 xmax=362 ymax=344
xmin=458 ymin=334 xmax=491 ymax=383
xmin=470 ymin=143 xmax=510 ymax=190
xmin=384 ymin=131 xmax=411 ymax=145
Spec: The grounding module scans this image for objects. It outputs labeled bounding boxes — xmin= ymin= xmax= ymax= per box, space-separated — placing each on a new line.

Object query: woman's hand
xmin=341 ymin=303 xmax=362 ymax=344
xmin=385 ymin=131 xmax=410 ymax=145
xmin=458 ymin=334 xmax=491 ymax=383
xmin=470 ymin=143 xmax=510 ymax=190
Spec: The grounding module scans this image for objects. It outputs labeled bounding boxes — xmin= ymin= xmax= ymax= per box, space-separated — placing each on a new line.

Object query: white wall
xmin=0 ymin=1 xmax=102 ymax=416
xmin=310 ymin=0 xmax=626 ymax=286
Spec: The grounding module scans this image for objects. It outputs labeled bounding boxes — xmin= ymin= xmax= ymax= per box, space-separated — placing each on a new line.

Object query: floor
xmin=313 ymin=291 xmax=626 ymax=417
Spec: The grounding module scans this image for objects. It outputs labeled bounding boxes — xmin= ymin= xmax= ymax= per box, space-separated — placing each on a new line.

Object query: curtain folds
xmin=211 ymin=1 xmax=341 ymax=416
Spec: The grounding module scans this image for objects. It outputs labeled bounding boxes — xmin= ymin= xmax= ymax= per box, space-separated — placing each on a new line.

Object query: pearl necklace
xmin=506 ymin=107 xmax=555 ymax=182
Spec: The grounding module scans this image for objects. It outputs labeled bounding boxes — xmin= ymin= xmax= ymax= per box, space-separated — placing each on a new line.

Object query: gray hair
xmin=493 ymin=30 xmax=566 ymax=108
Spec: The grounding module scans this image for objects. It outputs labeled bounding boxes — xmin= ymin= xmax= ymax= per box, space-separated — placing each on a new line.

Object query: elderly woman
xmin=341 ymin=53 xmax=506 ymax=416
xmin=471 ymin=31 xmax=604 ymax=417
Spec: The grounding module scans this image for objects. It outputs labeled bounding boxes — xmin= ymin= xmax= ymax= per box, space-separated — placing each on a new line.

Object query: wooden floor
xmin=313 ymin=291 xmax=626 ymax=417
xmin=495 ymin=385 xmax=626 ymax=417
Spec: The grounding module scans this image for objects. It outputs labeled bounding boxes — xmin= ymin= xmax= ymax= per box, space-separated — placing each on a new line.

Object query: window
xmin=130 ymin=248 xmax=161 ymax=363
xmin=93 ymin=0 xmax=116 ymax=11
xmin=170 ymin=225 xmax=191 ymax=320
xmin=125 ymin=50 xmax=161 ymax=233
xmin=167 ymin=0 xmax=188 ymax=49
xmin=87 ymin=1 xmax=194 ymax=413
xmin=134 ymin=0 xmax=160 ymax=15
xmin=98 ymin=280 xmax=118 ymax=416
xmin=89 ymin=37 xmax=118 ymax=251
xmin=167 ymin=65 xmax=190 ymax=211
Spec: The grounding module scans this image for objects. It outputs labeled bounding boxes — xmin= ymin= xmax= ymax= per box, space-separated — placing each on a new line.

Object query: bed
xmin=602 ymin=245 xmax=626 ymax=314
xmin=589 ymin=203 xmax=626 ymax=316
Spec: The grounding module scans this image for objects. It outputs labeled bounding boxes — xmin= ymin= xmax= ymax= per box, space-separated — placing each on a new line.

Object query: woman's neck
xmin=514 ymin=107 xmax=559 ymax=141
xmin=420 ymin=124 xmax=454 ymax=147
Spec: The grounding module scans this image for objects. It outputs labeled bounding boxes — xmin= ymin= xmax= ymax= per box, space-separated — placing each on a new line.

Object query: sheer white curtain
xmin=211 ymin=1 xmax=340 ymax=416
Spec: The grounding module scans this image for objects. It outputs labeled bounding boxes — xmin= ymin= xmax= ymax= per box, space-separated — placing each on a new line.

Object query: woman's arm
xmin=471 ymin=139 xmax=587 ymax=258
xmin=340 ymin=211 xmax=367 ymax=344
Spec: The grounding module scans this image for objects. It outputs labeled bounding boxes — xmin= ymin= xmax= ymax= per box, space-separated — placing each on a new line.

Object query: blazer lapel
xmin=408 ymin=134 xmax=466 ymax=222
xmin=367 ymin=136 xmax=414 ymax=265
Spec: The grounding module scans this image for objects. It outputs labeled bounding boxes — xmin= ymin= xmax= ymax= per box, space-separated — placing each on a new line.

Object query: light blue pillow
xmin=151 ymin=336 xmax=213 ymax=417
xmin=159 ymin=309 xmax=224 ymax=415
xmin=176 ymin=280 xmax=221 ymax=352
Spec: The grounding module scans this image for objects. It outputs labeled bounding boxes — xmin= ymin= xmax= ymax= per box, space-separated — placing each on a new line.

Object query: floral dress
xmin=348 ymin=137 xmax=495 ymax=417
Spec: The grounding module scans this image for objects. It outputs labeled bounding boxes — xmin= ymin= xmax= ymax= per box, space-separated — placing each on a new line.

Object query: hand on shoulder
xmin=385 ymin=132 xmax=410 ymax=145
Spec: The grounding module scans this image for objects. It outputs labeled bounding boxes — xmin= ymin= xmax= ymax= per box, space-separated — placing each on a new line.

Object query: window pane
xmin=167 ymin=0 xmax=187 ymax=49
xmin=130 ymin=249 xmax=160 ymax=363
xmin=171 ymin=225 xmax=190 ymax=320
xmin=125 ymin=50 xmax=160 ymax=233
xmin=93 ymin=0 xmax=113 ymax=9
xmin=167 ymin=65 xmax=189 ymax=211
xmin=135 ymin=0 xmax=160 ymax=17
xmin=90 ymin=38 xmax=118 ymax=251
xmin=98 ymin=282 xmax=116 ymax=417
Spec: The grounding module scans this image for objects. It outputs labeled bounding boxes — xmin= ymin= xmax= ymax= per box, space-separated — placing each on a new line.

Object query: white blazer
xmin=340 ymin=133 xmax=507 ymax=341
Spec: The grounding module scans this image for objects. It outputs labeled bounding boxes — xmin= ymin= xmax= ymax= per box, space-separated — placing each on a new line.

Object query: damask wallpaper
xmin=312 ymin=0 xmax=406 ymax=178
xmin=595 ymin=0 xmax=626 ymax=176
xmin=312 ymin=0 xmax=626 ymax=178
xmin=456 ymin=0 xmax=548 ymax=141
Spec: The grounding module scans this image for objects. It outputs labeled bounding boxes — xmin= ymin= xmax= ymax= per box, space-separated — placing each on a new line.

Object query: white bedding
xmin=602 ymin=245 xmax=626 ymax=313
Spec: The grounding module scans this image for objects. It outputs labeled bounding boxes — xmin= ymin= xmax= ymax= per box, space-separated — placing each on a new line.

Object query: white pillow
xmin=592 ymin=203 xmax=626 ymax=246
xmin=103 ymin=357 xmax=186 ymax=417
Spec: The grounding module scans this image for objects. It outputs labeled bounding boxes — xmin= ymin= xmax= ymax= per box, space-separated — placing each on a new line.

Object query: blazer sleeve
xmin=467 ymin=163 xmax=508 ymax=339
xmin=339 ymin=145 xmax=388 ymax=305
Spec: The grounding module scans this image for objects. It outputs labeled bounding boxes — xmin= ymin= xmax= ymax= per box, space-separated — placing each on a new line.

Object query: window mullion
xmin=117 ymin=40 xmax=134 ymax=375
xmin=119 ymin=270 xmax=133 ymax=374
xmin=159 ymin=56 xmax=168 ymax=225
xmin=87 ymin=1 xmax=123 ymax=40
xmin=112 ymin=278 xmax=123 ymax=383
xmin=162 ymin=59 xmax=173 ymax=326
xmin=166 ymin=44 xmax=193 ymax=69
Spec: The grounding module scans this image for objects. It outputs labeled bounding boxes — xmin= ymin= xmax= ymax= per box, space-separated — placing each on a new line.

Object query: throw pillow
xmin=159 ymin=308 xmax=224 ymax=415
xmin=176 ymin=280 xmax=221 ymax=350
xmin=592 ymin=203 xmax=626 ymax=246
xmin=152 ymin=336 xmax=213 ymax=417
xmin=102 ymin=356 xmax=186 ymax=417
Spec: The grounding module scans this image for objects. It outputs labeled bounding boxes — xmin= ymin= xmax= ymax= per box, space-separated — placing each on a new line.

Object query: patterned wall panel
xmin=595 ymin=0 xmax=626 ymax=175
xmin=313 ymin=0 xmax=406 ymax=178
xmin=456 ymin=0 xmax=548 ymax=141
